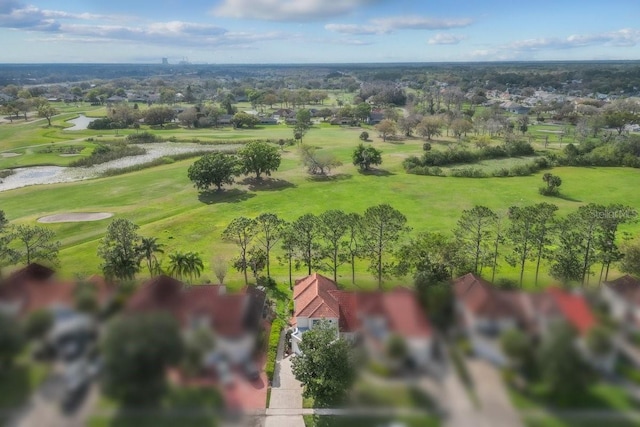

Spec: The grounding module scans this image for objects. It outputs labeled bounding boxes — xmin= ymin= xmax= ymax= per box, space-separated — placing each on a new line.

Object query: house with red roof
xmin=125 ymin=275 xmax=266 ymax=365
xmin=453 ymin=273 xmax=606 ymax=368
xmin=291 ymin=273 xmax=434 ymax=370
xmin=602 ymin=275 xmax=640 ymax=331
xmin=0 ymin=263 xmax=114 ymax=317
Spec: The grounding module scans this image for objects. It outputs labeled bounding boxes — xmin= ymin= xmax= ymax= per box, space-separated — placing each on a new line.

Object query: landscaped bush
xmin=550 ymin=135 xmax=640 ymax=168
xmin=37 ymin=145 xmax=84 ymax=154
xmin=265 ymin=318 xmax=284 ymax=383
xmin=450 ymin=168 xmax=487 ymax=178
xmin=70 ymin=143 xmax=146 ymax=167
xmin=87 ymin=117 xmax=114 ymax=130
xmin=539 ymin=186 xmax=560 ymax=197
xmin=126 ymin=132 xmax=160 ymax=143
xmin=404 ymin=141 xmax=536 ymax=175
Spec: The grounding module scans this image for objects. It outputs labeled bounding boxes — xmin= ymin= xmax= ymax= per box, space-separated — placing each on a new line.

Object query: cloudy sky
xmin=1 ymin=0 xmax=640 ymax=63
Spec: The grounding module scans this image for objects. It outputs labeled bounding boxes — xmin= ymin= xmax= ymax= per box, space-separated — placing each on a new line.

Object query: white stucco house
xmin=291 ymin=273 xmax=434 ymax=371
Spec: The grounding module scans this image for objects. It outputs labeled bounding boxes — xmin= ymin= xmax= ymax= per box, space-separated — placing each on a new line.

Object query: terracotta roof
xmin=293 ymin=273 xmax=340 ymax=318
xmin=547 ymin=288 xmax=596 ymax=335
xmin=604 ymin=275 xmax=640 ymax=305
xmin=452 ymin=273 xmax=525 ymax=321
xmin=125 ymin=276 xmax=264 ymax=337
xmin=329 ymin=290 xmax=358 ymax=332
xmin=369 ymin=288 xmax=432 ymax=338
xmin=293 ymin=274 xmax=431 ymax=337
xmin=0 ymin=265 xmax=113 ymax=316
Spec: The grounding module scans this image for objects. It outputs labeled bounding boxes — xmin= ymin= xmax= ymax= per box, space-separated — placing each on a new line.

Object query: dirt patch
xmin=37 ymin=212 xmax=114 ymax=223
xmin=1 ymin=153 xmax=21 ymax=158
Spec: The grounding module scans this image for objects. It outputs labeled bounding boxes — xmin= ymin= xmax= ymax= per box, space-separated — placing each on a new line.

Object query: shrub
xmin=126 ymin=132 xmax=160 ymax=143
xmin=492 ymin=168 xmax=511 ymax=177
xmin=405 ymin=141 xmax=536 ymax=172
xmin=450 ymin=168 xmax=487 ymax=178
xmin=539 ymin=186 xmax=560 ymax=197
xmin=265 ymin=318 xmax=284 ymax=383
xmin=87 ymin=117 xmax=114 ymax=130
xmin=24 ymin=309 xmax=53 ymax=340
xmin=70 ymin=143 xmax=146 ymax=167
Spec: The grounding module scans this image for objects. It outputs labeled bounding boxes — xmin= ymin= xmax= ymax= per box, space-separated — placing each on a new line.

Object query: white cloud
xmin=213 ymin=0 xmax=378 ymax=22
xmin=428 ymin=33 xmax=466 ymax=45
xmin=507 ymin=29 xmax=640 ymax=51
xmin=325 ymin=15 xmax=472 ymax=36
xmin=324 ymin=23 xmax=384 ymax=36
xmin=370 ymin=15 xmax=473 ymax=31
xmin=0 ymin=1 xmax=291 ymax=49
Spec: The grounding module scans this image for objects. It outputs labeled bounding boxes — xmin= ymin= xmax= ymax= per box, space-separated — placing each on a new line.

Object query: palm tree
xmin=137 ymin=237 xmax=164 ymax=276
xmin=185 ymin=252 xmax=204 ymax=283
xmin=168 ymin=251 xmax=204 ymax=283
xmin=168 ymin=252 xmax=189 ymax=281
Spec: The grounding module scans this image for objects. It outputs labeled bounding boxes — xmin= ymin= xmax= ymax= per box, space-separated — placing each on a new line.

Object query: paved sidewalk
xmin=265 ymin=330 xmax=304 ymax=427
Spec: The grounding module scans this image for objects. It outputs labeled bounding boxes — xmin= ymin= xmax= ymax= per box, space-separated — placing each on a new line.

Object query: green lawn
xmin=303 ymin=415 xmax=440 ymax=427
xmin=303 ymin=377 xmax=436 ymax=410
xmin=89 ymin=386 xmax=223 ymax=427
xmin=524 ymin=415 xmax=640 ymax=427
xmin=509 ymin=382 xmax=640 ymax=411
xmin=1 ymin=109 xmax=639 ymax=289
xmin=87 ymin=415 xmax=218 ymax=427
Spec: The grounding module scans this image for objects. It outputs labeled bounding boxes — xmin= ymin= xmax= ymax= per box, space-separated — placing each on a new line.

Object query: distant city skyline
xmin=1 ymin=0 xmax=639 ymax=63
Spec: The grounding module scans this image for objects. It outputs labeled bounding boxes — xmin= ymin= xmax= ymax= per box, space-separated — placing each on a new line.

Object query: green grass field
xmin=1 ymin=105 xmax=639 ymax=289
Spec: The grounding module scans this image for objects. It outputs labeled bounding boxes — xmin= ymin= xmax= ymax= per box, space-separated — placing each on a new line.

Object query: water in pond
xmin=0 ymin=143 xmax=240 ymax=192
xmin=65 ymin=114 xmax=97 ymax=130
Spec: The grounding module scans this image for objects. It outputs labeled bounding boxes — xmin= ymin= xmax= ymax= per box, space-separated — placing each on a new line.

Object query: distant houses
xmin=453 ymin=273 xmax=617 ymax=371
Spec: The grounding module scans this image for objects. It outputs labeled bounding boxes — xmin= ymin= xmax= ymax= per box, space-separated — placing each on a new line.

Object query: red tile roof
xmin=366 ymin=288 xmax=432 ymax=338
xmin=125 ymin=276 xmax=263 ymax=337
xmin=294 ymin=274 xmax=432 ymax=338
xmin=0 ymin=264 xmax=113 ymax=316
xmin=293 ymin=273 xmax=340 ymax=318
xmin=453 ymin=273 xmax=525 ymax=321
xmin=547 ymin=288 xmax=596 ymax=335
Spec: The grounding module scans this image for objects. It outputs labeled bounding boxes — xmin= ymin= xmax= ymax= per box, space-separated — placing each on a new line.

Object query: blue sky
xmin=1 ymin=0 xmax=640 ymax=63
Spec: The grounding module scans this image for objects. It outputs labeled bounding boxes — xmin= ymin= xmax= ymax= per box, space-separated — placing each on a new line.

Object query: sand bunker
xmin=38 ymin=212 xmax=114 ymax=223
xmin=1 ymin=153 xmax=21 ymax=158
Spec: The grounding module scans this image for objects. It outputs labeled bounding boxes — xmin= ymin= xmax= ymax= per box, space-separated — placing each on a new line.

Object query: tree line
xmin=222 ymin=205 xmax=409 ymax=289
xmin=220 ymin=202 xmax=637 ymax=290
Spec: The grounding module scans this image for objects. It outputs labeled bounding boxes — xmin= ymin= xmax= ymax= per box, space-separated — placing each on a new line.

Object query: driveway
xmin=265 ymin=330 xmax=304 ymax=427
xmin=6 ymin=372 xmax=98 ymax=427
xmin=466 ymin=359 xmax=524 ymax=427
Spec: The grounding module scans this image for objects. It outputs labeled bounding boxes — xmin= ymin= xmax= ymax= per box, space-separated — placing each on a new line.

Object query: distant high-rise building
xmin=162 ymin=58 xmax=169 ymax=65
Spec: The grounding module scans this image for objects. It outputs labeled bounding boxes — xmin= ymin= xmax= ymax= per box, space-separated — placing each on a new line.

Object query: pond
xmin=0 ymin=142 xmax=240 ymax=192
xmin=65 ymin=114 xmax=97 ymax=131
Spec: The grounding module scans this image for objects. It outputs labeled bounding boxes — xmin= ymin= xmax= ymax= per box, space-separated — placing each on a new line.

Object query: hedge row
xmin=266 ymin=318 xmax=285 ymax=383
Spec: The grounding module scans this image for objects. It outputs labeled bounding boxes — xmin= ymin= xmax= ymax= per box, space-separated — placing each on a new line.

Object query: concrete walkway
xmin=466 ymin=359 xmax=524 ymax=427
xmin=440 ymin=365 xmax=479 ymax=427
xmin=265 ymin=330 xmax=304 ymax=427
